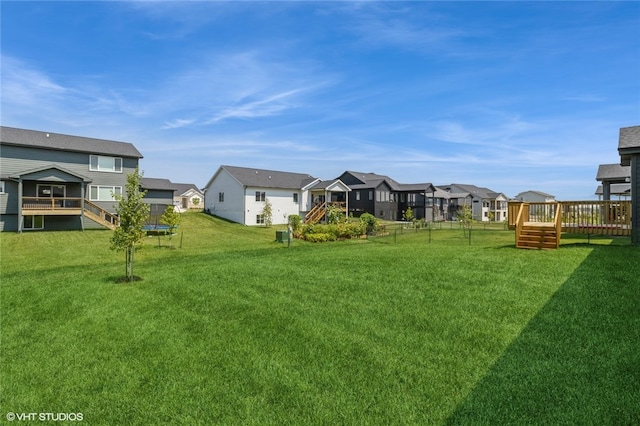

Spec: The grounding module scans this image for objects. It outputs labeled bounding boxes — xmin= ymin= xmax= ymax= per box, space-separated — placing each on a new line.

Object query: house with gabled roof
xmin=0 ymin=126 xmax=143 ymax=232
xmin=514 ymin=190 xmax=556 ymax=203
xmin=203 ymin=165 xmax=350 ymax=226
xmin=617 ymin=125 xmax=640 ymax=244
xmin=441 ymin=183 xmax=509 ymax=222
xmin=172 ymin=183 xmax=203 ymax=211
xmin=337 ymin=171 xmax=435 ymax=221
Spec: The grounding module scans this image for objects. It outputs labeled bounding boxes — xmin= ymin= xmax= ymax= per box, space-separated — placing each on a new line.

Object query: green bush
xmin=288 ymin=214 xmax=302 ymax=236
xmin=300 ymin=221 xmax=366 ymax=242
xmin=305 ymin=232 xmax=333 ymax=243
xmin=359 ymin=213 xmax=380 ymax=235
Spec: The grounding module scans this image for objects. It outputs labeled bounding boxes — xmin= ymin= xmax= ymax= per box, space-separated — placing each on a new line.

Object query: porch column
xmin=17 ymin=178 xmax=23 ymax=233
xmin=632 ymin=156 xmax=639 ymax=245
xmin=80 ymin=183 xmax=85 ymax=231
xmin=345 ymin=190 xmax=349 ymax=219
xmin=603 ymin=182 xmax=611 ymax=201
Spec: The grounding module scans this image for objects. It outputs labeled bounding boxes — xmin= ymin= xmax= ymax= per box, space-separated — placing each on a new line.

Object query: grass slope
xmin=1 ymin=212 xmax=638 ymax=425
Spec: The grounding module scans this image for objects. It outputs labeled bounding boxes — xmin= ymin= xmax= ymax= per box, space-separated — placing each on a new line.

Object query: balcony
xmin=22 ymin=197 xmax=83 ymax=215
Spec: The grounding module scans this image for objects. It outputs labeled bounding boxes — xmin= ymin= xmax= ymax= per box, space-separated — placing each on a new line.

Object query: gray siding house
xmin=0 ymin=126 xmax=143 ymax=232
xmin=618 ymin=125 xmax=640 ymax=244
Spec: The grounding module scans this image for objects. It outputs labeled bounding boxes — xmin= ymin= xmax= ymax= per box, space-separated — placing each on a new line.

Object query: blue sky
xmin=2 ymin=1 xmax=639 ymax=200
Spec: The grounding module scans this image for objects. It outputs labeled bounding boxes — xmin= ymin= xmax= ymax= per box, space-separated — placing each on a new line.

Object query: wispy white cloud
xmin=205 ymin=88 xmax=306 ymax=124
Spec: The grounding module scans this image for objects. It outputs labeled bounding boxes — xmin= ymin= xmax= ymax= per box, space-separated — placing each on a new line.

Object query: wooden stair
xmin=517 ymin=222 xmax=559 ymax=249
xmin=83 ymin=200 xmax=119 ymax=230
xmin=305 ymin=202 xmax=326 ymax=224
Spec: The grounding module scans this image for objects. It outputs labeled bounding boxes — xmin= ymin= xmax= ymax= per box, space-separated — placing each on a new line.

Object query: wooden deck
xmin=22 ymin=197 xmax=119 ymax=229
xmin=509 ymin=201 xmax=632 ymax=249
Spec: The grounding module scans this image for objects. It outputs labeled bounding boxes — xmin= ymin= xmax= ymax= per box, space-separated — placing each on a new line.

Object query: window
xmin=218 ymin=192 xmax=224 ymax=202
xmin=293 ymin=193 xmax=298 ymax=203
xmin=255 ymin=191 xmax=266 ymax=202
xmin=369 ymin=191 xmax=373 ymax=201
xmin=0 ymin=181 xmax=5 ymax=193
xmin=23 ymin=215 xmax=44 ymax=230
xmin=355 ymin=191 xmax=360 ymax=201
xmin=90 ymin=155 xmax=122 ymax=173
xmin=37 ymin=184 xmax=65 ymax=198
xmin=256 ymin=214 xmax=265 ymax=225
xmin=89 ymin=185 xmax=122 ymax=201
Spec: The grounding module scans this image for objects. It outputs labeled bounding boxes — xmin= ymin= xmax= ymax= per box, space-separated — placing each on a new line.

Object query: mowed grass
xmin=1 ymin=212 xmax=638 ymax=425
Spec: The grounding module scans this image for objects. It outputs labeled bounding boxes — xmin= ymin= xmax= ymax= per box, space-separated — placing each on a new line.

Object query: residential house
xmin=617 ymin=125 xmax=640 ymax=244
xmin=440 ymin=184 xmax=509 ymax=222
xmin=337 ymin=171 xmax=435 ymax=221
xmin=595 ymin=163 xmax=630 ymax=201
xmin=0 ymin=126 xmax=142 ymax=232
xmin=203 ymin=165 xmax=350 ymax=226
xmin=514 ymin=190 xmax=556 ymax=203
xmin=432 ymin=187 xmax=472 ymax=221
xmin=140 ymin=177 xmax=176 ymax=224
xmin=172 ymin=183 xmax=203 ymax=211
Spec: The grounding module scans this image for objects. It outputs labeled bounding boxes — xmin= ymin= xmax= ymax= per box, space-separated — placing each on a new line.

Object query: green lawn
xmin=1 ymin=212 xmax=639 ymax=425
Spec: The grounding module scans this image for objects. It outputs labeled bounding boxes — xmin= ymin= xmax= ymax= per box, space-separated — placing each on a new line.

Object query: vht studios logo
xmin=6 ymin=412 xmax=84 ymax=422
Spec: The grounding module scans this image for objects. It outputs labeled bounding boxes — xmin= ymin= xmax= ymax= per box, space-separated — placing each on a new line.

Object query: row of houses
xmin=201 ymin=165 xmax=512 ymax=226
xmin=2 ymin=125 xmax=639 ymax=239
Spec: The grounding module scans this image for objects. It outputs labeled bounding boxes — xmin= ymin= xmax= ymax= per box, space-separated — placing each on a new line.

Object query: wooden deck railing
xmin=508 ymin=201 xmax=632 ymax=236
xmin=22 ymin=197 xmax=82 ymax=210
xmin=560 ymin=201 xmax=631 ymax=236
xmin=84 ymin=200 xmax=119 ymax=228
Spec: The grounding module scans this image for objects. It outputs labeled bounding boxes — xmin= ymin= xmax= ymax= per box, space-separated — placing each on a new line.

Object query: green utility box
xmin=275 ymin=230 xmax=289 ymax=243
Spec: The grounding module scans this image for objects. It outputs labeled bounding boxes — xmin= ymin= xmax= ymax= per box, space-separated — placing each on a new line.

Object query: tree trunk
xmin=125 ymin=246 xmax=134 ymax=281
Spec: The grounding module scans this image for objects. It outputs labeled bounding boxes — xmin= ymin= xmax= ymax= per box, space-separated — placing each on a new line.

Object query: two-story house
xmin=440 ymin=183 xmax=509 ymax=222
xmin=337 ymin=171 xmax=435 ymax=221
xmin=0 ymin=126 xmax=142 ymax=232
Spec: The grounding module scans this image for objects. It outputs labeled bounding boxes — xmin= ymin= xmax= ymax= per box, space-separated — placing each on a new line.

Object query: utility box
xmin=275 ymin=230 xmax=289 ymax=243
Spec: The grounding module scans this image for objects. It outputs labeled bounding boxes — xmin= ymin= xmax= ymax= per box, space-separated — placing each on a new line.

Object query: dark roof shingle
xmin=0 ymin=126 xmax=143 ymax=158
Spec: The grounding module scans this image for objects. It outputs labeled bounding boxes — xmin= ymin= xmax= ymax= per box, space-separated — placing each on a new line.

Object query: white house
xmin=172 ymin=183 xmax=203 ymax=210
xmin=514 ymin=190 xmax=556 ymax=203
xmin=203 ymin=165 xmax=350 ymax=226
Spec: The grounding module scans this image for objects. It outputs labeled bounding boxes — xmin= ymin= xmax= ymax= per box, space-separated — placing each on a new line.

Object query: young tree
xmin=261 ymin=198 xmax=273 ymax=227
xmin=403 ymin=207 xmax=414 ymax=223
xmin=110 ymin=167 xmax=150 ymax=282
xmin=160 ymin=205 xmax=181 ymax=245
xmin=457 ymin=204 xmax=473 ymax=237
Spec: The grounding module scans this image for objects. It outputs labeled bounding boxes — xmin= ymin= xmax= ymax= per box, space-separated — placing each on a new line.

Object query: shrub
xmin=305 ymin=232 xmax=333 ymax=243
xmin=288 ymin=214 xmax=303 ymax=236
xmin=360 ymin=213 xmax=380 ymax=235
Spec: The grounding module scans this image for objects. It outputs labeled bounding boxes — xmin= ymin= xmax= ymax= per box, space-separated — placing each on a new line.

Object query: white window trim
xmin=0 ymin=181 xmax=5 ymax=194
xmin=89 ymin=185 xmax=122 ymax=201
xmin=89 ymin=155 xmax=123 ymax=173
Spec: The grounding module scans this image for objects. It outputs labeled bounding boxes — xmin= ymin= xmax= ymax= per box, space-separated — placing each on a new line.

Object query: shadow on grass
xmin=445 ymin=244 xmax=640 ymax=425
